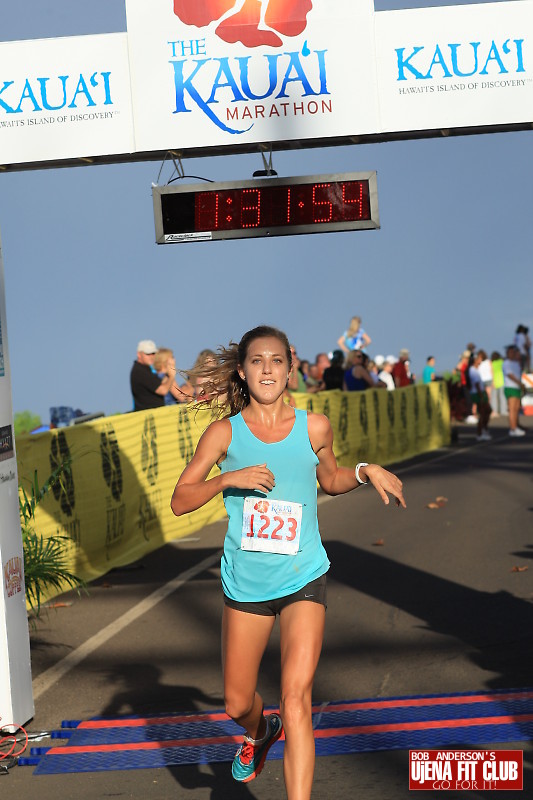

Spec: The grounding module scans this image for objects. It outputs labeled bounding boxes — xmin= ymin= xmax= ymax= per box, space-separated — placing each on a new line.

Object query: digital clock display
xmin=153 ymin=172 xmax=379 ymax=243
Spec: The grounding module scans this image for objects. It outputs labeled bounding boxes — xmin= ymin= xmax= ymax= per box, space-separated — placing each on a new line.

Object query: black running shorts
xmin=223 ymin=574 xmax=327 ymax=617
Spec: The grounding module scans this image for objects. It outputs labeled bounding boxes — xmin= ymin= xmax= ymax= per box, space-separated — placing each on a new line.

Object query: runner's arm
xmin=308 ymin=414 xmax=406 ymax=507
xmin=171 ymin=420 xmax=275 ymax=516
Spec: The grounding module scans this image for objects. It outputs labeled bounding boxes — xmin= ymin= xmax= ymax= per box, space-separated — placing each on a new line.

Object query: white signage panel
xmin=375 ymin=1 xmax=533 ymax=133
xmin=125 ymin=0 xmax=380 ymax=152
xmin=0 ymin=33 xmax=135 ymax=165
xmin=0 ymin=233 xmax=34 ymax=728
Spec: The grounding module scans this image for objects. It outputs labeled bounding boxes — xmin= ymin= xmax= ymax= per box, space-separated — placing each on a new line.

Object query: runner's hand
xmin=228 ymin=464 xmax=275 ymax=493
xmin=364 ymin=465 xmax=406 ymax=508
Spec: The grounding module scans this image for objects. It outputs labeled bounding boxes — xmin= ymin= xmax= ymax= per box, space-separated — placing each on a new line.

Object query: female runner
xmin=170 ymin=325 xmax=406 ymax=800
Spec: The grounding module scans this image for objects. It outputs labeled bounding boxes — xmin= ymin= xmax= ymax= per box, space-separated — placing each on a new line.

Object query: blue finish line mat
xmin=27 ymin=688 xmax=533 ymax=775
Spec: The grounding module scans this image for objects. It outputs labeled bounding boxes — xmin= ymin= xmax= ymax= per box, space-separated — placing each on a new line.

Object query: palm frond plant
xmin=19 ymin=457 xmax=85 ymax=616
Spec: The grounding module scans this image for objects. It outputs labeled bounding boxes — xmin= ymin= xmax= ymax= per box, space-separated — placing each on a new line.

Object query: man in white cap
xmin=130 ymin=339 xmax=178 ymax=411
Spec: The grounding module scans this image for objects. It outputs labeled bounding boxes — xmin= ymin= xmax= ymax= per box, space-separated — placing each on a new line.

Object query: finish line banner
xmin=125 ymin=0 xmax=379 ymax=152
xmin=375 ymin=1 xmax=533 ymax=134
xmin=2 ymin=2 xmax=533 ymax=167
xmin=15 ymin=382 xmax=449 ymax=605
xmin=0 ymin=33 xmax=134 ymax=166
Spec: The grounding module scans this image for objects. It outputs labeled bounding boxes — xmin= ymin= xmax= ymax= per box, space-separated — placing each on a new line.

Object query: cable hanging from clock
xmin=154 ymin=151 xmax=214 ymax=187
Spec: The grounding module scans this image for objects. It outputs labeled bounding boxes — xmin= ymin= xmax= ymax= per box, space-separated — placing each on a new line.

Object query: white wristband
xmin=355 ymin=462 xmax=369 ymax=485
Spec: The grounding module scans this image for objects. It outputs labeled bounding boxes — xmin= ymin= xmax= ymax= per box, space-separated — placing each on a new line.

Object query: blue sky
xmin=1 ymin=0 xmax=531 ymax=423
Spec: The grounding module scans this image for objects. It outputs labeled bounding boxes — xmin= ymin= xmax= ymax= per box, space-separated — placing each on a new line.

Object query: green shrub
xmin=19 ymin=460 xmax=85 ymax=615
xmin=14 ymin=411 xmax=42 ymax=437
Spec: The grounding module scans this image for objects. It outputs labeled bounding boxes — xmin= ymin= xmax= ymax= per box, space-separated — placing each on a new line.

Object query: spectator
xmin=311 ymin=353 xmax=330 ymax=381
xmin=299 ymin=359 xmax=311 ymax=385
xmin=456 ymin=349 xmax=470 ymax=386
xmin=344 ymin=350 xmax=376 ymax=391
xmin=287 ymin=344 xmax=307 ymax=393
xmin=322 ymin=350 xmax=345 ymax=391
xmin=307 ymin=352 xmax=330 ymax=393
xmin=378 ymin=356 xmax=396 ymax=391
xmin=503 ymin=345 xmax=526 ymax=437
xmin=392 ymin=349 xmax=412 ymax=388
xmin=422 ymin=356 xmax=436 ymax=384
xmin=490 ymin=351 xmax=505 ymax=416
xmin=192 ymin=349 xmax=219 ymax=401
xmin=154 ymin=348 xmax=179 ymax=405
xmin=468 ymin=352 xmax=491 ymax=441
xmin=130 ymin=339 xmax=179 ymax=411
xmin=337 ymin=316 xmax=371 ymax=354
xmin=513 ymin=324 xmax=531 ymax=372
xmin=367 ymin=359 xmax=385 ymax=387
xmin=456 ymin=349 xmax=477 ymax=424
xmin=181 ymin=347 xmax=231 ymax=409
xmin=477 ymin=349 xmax=493 ymax=407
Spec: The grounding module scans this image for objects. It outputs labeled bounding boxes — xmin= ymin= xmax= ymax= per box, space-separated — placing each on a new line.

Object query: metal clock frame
xmin=152 ymin=171 xmax=379 ymax=244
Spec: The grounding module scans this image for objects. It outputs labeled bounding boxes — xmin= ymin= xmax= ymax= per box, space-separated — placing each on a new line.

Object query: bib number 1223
xmin=241 ymin=497 xmax=302 ymax=555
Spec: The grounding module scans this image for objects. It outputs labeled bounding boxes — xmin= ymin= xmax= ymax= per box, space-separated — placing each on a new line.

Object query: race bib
xmin=241 ymin=497 xmax=302 ymax=556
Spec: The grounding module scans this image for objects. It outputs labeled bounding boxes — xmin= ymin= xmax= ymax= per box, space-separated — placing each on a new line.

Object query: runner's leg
xmin=222 ymin=605 xmax=275 ymax=738
xmin=279 ymin=600 xmax=325 ymax=800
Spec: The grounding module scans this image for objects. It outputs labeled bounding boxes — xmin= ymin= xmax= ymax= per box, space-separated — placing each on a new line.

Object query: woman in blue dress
xmin=171 ymin=325 xmax=405 ymax=799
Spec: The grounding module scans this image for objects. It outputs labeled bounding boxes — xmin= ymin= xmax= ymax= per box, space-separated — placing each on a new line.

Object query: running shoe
xmin=231 ymin=713 xmax=283 ymax=783
xmin=509 ymin=428 xmax=526 ymax=437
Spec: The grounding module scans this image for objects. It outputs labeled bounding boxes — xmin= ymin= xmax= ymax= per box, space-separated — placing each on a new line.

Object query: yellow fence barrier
xmin=16 ymin=382 xmax=449 ymax=603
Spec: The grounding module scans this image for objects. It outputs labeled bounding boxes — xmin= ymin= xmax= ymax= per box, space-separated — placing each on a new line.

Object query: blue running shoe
xmin=231 ymin=713 xmax=283 ymax=783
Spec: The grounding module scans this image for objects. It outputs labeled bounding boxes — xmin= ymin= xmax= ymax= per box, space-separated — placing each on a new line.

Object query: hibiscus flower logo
xmin=173 ymin=0 xmax=313 ymax=48
xmin=254 ymin=500 xmax=270 ymax=513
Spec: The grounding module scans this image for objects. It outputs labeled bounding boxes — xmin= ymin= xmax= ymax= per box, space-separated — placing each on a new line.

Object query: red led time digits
xmin=312 ymin=183 xmax=334 ymax=223
xmin=241 ymin=188 xmax=261 ymax=228
xmin=342 ymin=181 xmax=364 ymax=219
xmin=197 ymin=190 xmax=219 ymax=230
xmin=190 ymin=178 xmax=372 ymax=234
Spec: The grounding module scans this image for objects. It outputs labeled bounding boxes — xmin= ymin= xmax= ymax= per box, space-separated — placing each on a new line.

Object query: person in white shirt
xmin=503 ymin=345 xmax=526 ymax=437
xmin=477 ymin=349 xmax=493 ymax=407
xmin=378 ymin=357 xmax=396 ymax=391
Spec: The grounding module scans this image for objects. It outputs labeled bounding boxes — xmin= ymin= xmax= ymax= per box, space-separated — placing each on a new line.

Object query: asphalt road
xmin=5 ymin=418 xmax=533 ymax=799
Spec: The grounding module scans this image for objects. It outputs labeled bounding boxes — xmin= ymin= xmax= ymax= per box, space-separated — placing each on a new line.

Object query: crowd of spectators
xmin=129 ymin=331 xmax=419 ymax=416
xmin=130 ymin=320 xmax=532 ymax=440
xmin=452 ymin=324 xmax=531 ymax=438
xmin=288 ymin=347 xmax=412 ymax=393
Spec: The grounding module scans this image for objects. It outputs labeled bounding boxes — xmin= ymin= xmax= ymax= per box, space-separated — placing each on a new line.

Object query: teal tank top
xmin=219 ymin=408 xmax=330 ymax=602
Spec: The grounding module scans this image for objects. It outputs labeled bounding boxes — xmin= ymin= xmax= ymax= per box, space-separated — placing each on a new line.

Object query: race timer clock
xmin=152 ymin=172 xmax=379 ymax=244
